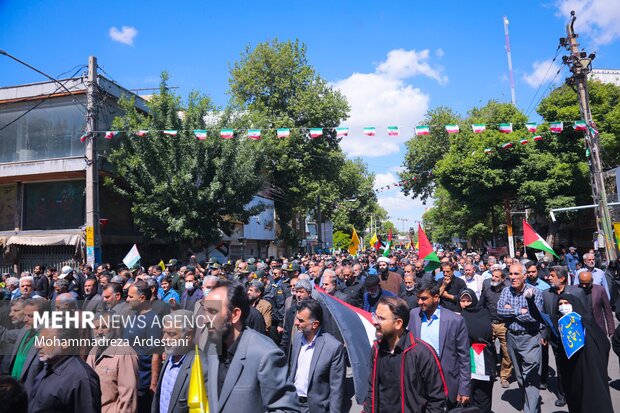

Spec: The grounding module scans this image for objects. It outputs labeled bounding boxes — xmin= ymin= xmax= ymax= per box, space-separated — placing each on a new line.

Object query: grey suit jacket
xmin=83 ymin=294 xmax=105 ymax=313
xmin=207 ymin=327 xmax=300 ymax=413
xmin=152 ymin=349 xmax=208 ymax=413
xmin=408 ymin=308 xmax=471 ymax=402
xmin=288 ymin=331 xmax=344 ymax=413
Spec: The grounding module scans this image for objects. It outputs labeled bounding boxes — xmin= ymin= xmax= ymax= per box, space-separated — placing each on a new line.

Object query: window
xmin=23 ymin=180 xmax=85 ymax=230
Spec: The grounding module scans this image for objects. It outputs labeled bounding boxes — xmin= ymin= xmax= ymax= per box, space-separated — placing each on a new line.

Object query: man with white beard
xmin=152 ymin=309 xmax=207 ymax=413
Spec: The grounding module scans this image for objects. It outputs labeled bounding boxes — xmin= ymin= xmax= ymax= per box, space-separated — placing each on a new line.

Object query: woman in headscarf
xmin=459 ymin=288 xmax=494 ymax=412
xmin=554 ymin=293 xmax=613 ymax=413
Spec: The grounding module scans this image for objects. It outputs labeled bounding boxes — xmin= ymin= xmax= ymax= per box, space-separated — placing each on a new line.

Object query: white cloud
xmin=374 ymin=172 xmax=398 ymax=190
xmin=109 ymin=26 xmax=138 ymax=46
xmin=555 ymin=0 xmax=620 ymax=45
xmin=435 ymin=48 xmax=445 ymax=58
xmin=522 ymin=59 xmax=561 ymax=88
xmin=333 ymin=49 xmax=446 ymax=158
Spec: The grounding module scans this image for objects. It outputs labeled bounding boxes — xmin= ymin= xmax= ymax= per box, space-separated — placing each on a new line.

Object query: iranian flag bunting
xmin=415 ymin=125 xmax=430 ymax=136
xmin=519 ymin=139 xmax=529 ymax=145
xmin=163 ymin=130 xmax=177 ymax=136
xmin=484 ymin=148 xmax=492 ymax=154
xmin=363 ymin=127 xmax=376 ymax=136
xmin=523 ymin=219 xmax=559 ymax=258
xmin=247 ymin=129 xmax=261 ymax=140
xmin=498 ymin=123 xmax=513 ymax=133
xmin=533 ymin=135 xmax=543 ymax=141
xmin=550 ymin=122 xmax=563 ymax=133
xmin=135 ymin=130 xmax=149 ymax=137
xmin=387 ymin=126 xmax=399 ymax=136
xmin=80 ymin=132 xmax=90 ymax=143
xmin=220 ymin=129 xmax=234 ymax=139
xmin=194 ymin=130 xmax=207 ymax=140
xmin=309 ymin=128 xmax=323 ymax=138
xmin=526 ymin=122 xmax=538 ymax=133
xmin=472 ymin=124 xmax=486 ymax=133
xmin=104 ymin=131 xmax=119 ymax=140
xmin=574 ymin=120 xmax=587 ymax=131
xmin=445 ymin=124 xmax=459 ymax=134
xmin=417 ymin=224 xmax=440 ymax=271
xmin=336 ymin=127 xmax=349 ymax=137
xmin=276 ymin=128 xmax=290 ymax=138
xmin=501 ymin=142 xmax=514 ymax=149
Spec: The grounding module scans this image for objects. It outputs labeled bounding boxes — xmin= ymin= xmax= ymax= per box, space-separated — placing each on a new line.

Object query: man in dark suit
xmin=83 ymin=278 xmax=104 ymax=313
xmin=288 ymin=299 xmax=344 ymax=413
xmin=152 ymin=309 xmax=207 ymax=413
xmin=408 ymin=279 xmax=471 ymax=409
xmin=571 ymin=271 xmax=615 ymax=337
xmin=5 ymin=299 xmax=43 ymax=387
xmin=436 ymin=262 xmax=466 ymax=313
xmin=204 ymin=280 xmax=300 ymax=413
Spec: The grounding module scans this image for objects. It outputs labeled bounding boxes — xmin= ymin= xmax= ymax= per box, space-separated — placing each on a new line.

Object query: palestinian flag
xmin=336 ymin=127 xmax=349 ymax=137
xmin=574 ymin=121 xmax=587 ymax=131
xmin=550 ymin=122 xmax=563 ymax=133
xmin=220 ymin=129 xmax=234 ymax=139
xmin=501 ymin=142 xmax=514 ymax=149
xmin=533 ymin=135 xmax=543 ymax=142
xmin=418 ymin=224 xmax=440 ymax=271
xmin=523 ymin=219 xmax=559 ymax=258
xmin=525 ymin=122 xmax=538 ymax=133
xmin=309 ymin=128 xmax=323 ymax=138
xmin=387 ymin=126 xmax=399 ymax=136
xmin=247 ymin=129 xmax=261 ymax=140
xmin=498 ymin=123 xmax=513 ymax=133
xmin=135 ymin=130 xmax=149 ymax=137
xmin=194 ymin=130 xmax=207 ymax=140
xmin=470 ymin=343 xmax=490 ymax=381
xmin=104 ymin=131 xmax=119 ymax=140
xmin=163 ymin=130 xmax=177 ymax=136
xmin=445 ymin=124 xmax=459 ymax=134
xmin=519 ymin=139 xmax=529 ymax=145
xmin=415 ymin=125 xmax=430 ymax=136
xmin=276 ymin=128 xmax=290 ymax=138
xmin=363 ymin=127 xmax=376 ymax=136
xmin=382 ymin=229 xmax=393 ymax=257
xmin=484 ymin=148 xmax=492 ymax=154
xmin=472 ymin=124 xmax=486 ymax=133
xmin=80 ymin=133 xmax=90 ymax=143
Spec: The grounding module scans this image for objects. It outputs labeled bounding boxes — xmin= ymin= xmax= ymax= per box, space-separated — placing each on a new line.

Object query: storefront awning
xmin=4 ymin=233 xmax=82 ymax=247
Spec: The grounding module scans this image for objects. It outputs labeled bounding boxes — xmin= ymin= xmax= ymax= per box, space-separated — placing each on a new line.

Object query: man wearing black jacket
xmin=363 ymin=296 xmax=446 ymax=413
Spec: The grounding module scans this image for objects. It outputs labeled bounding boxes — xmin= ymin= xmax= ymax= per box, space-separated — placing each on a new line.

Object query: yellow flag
xmin=348 ymin=228 xmax=361 ymax=256
xmin=369 ymin=232 xmax=378 ymax=248
xmin=158 ymin=260 xmax=166 ymax=272
xmin=614 ymin=222 xmax=620 ymax=251
xmin=187 ymin=345 xmax=209 ymax=412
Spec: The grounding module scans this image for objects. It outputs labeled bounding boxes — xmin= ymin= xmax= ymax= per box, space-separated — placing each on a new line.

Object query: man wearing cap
xmin=264 ymin=265 xmax=287 ymax=344
xmin=376 ymin=257 xmax=403 ymax=295
xmin=165 ymin=259 xmax=183 ymax=294
xmin=363 ymin=276 xmax=397 ymax=313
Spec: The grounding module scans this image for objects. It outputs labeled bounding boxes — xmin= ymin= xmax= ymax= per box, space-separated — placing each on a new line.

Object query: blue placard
xmin=558 ymin=312 xmax=585 ymax=359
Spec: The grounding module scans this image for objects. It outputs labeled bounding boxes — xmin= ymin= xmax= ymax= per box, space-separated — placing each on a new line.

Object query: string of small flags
xmin=374 ymin=171 xmax=433 ymax=193
xmin=78 ymin=121 xmax=589 ymax=142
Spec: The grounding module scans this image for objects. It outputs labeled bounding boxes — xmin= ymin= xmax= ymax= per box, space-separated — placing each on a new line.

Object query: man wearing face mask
xmin=376 ymin=257 xmax=403 ymax=295
xmin=570 ymin=271 xmax=615 ymax=337
xmin=399 ymin=272 xmax=418 ymax=309
xmin=179 ymin=272 xmax=204 ymax=311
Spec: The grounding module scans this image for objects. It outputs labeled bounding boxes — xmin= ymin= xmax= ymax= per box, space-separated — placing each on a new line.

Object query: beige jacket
xmin=86 ymin=343 xmax=139 ymax=413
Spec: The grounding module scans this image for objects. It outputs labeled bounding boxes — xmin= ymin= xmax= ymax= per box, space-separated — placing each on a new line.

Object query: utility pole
xmin=562 ymin=11 xmax=617 ymax=263
xmin=85 ymin=56 xmax=101 ymax=266
xmin=316 ymin=193 xmax=322 ymax=253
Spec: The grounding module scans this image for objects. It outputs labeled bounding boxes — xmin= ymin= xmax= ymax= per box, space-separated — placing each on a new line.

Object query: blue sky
xmin=2 ymin=0 xmax=619 ymax=234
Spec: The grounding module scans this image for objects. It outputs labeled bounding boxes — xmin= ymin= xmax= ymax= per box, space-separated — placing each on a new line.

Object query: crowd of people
xmin=0 ymin=246 xmax=619 ymax=413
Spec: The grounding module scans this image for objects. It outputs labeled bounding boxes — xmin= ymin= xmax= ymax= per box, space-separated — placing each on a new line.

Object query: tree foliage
xmin=105 ymin=74 xmax=266 ymax=246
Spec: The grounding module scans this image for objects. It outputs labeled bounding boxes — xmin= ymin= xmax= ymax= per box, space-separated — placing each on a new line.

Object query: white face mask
xmin=203 ymin=288 xmax=211 ymax=296
xmin=185 ymin=282 xmax=195 ymax=291
xmin=405 ymin=285 xmax=415 ymax=292
xmin=559 ymin=303 xmax=573 ymax=315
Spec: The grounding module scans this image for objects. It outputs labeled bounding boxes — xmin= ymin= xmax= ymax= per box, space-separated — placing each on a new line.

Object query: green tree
xmin=333 ymin=230 xmax=351 ymax=251
xmin=228 ymin=39 xmax=351 ymax=250
xmin=105 ymin=74 xmax=266 ymax=247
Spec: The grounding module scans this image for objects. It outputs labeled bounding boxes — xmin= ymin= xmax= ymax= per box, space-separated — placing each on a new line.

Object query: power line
xmin=0 ymin=49 xmax=88 ymax=112
xmin=524 ymin=46 xmax=562 ymax=116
